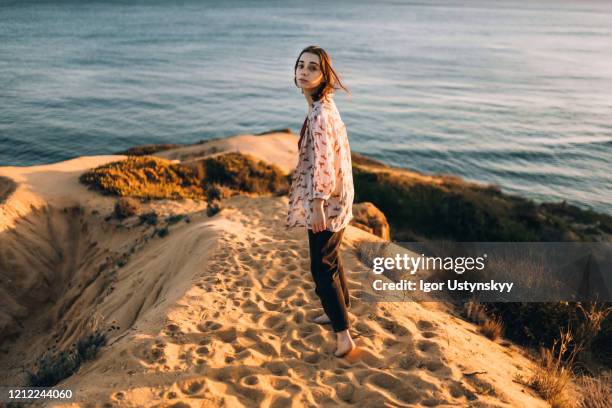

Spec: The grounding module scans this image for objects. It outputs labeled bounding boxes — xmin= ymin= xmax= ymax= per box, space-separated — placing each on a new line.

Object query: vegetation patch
xmin=351 ymin=152 xmax=612 ymax=242
xmin=463 ymin=301 xmax=504 ymax=341
xmin=485 ymin=302 xmax=611 ymax=367
xmin=528 ymin=328 xmax=577 ymax=408
xmin=155 ymin=226 xmax=169 ymax=238
xmin=166 ymin=214 xmax=185 ymax=225
xmin=79 ymin=156 xmax=205 ymax=199
xmin=192 ymin=152 xmax=290 ymax=195
xmin=576 ymin=372 xmax=611 ymax=408
xmin=139 ymin=211 xmax=159 ymax=226
xmin=28 ymin=329 xmax=107 ymax=387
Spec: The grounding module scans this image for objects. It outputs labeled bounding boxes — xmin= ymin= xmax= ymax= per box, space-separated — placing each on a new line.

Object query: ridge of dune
xmin=154 ymin=131 xmax=300 ymax=175
xmin=0 ymin=134 xmax=548 ymax=407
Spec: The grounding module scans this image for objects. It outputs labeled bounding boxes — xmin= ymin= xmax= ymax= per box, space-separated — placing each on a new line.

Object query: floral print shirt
xmin=286 ymin=94 xmax=354 ymax=232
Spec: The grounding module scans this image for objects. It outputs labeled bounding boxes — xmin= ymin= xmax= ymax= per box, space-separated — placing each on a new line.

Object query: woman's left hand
xmin=312 ymin=201 xmax=326 ymax=233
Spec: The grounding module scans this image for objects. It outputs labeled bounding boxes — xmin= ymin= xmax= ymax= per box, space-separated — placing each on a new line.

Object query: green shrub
xmin=194 ymin=152 xmax=290 ymax=195
xmin=80 ymin=156 xmax=205 ymax=199
xmin=28 ymin=329 xmax=107 ymax=387
xmin=139 ymin=211 xmax=159 ymax=226
xmin=351 ymin=154 xmax=611 ymax=242
xmin=156 ymin=226 xmax=169 ymax=238
xmin=166 ymin=214 xmax=185 ymax=225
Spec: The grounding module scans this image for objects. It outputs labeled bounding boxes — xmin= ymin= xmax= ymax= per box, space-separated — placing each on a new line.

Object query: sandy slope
xmin=0 ymin=133 xmax=548 ymax=407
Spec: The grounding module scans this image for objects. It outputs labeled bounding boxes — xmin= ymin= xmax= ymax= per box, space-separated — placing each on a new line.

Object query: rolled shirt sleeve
xmin=311 ymin=110 xmax=336 ymax=201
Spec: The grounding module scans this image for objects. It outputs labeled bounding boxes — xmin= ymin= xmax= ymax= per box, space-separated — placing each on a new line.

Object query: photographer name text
xmin=372 ymin=279 xmax=514 ymax=293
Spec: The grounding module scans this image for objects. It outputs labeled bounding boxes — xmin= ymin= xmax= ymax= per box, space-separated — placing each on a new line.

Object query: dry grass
xmin=464 ymin=301 xmax=489 ymax=325
xmin=529 ymin=328 xmax=580 ymax=408
xmin=577 ymin=372 xmax=612 ymax=408
xmin=576 ymin=303 xmax=612 ymax=352
xmin=464 ymin=301 xmax=504 ymax=341
xmin=479 ymin=316 xmax=504 ymax=341
xmin=79 ymin=156 xmax=205 ymax=199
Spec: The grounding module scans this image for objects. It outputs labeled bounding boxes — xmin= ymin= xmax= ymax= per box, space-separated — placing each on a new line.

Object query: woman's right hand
xmin=311 ymin=201 xmax=327 ymax=233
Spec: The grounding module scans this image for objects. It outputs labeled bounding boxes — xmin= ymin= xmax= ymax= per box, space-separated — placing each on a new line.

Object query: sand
xmin=0 ymin=131 xmax=548 ymax=407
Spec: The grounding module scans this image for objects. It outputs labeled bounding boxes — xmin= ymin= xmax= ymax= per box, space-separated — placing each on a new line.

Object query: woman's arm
xmin=309 ymin=109 xmax=336 ymax=233
xmin=311 ymin=110 xmax=336 ymax=201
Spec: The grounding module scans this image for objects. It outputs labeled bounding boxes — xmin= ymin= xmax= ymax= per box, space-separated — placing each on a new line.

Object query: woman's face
xmin=296 ymin=52 xmax=324 ymax=94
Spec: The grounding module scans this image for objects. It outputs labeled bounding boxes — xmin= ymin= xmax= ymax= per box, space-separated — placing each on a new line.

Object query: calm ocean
xmin=1 ymin=0 xmax=610 ymax=213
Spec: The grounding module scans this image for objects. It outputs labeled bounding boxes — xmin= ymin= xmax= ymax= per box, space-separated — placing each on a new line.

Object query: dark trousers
xmin=307 ymin=227 xmax=350 ymax=332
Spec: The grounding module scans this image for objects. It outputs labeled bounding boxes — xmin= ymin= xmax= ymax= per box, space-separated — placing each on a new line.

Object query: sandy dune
xmin=0 ymin=133 xmax=548 ymax=407
xmin=154 ymin=131 xmax=300 ymax=174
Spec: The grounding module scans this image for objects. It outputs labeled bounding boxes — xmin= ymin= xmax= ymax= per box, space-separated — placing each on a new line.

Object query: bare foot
xmin=334 ymin=329 xmax=356 ymax=358
xmin=313 ymin=313 xmax=331 ymax=324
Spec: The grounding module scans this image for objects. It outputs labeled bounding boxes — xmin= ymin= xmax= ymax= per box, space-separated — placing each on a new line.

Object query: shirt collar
xmin=311 ymin=92 xmax=334 ymax=107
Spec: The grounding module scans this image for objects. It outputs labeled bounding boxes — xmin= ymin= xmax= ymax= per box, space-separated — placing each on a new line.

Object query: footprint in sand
xmin=421 ymin=331 xmax=437 ymax=339
xmin=196 ymin=345 xmax=210 ymax=356
xmin=417 ymin=339 xmax=440 ymax=353
xmin=376 ymin=316 xmax=411 ymax=337
xmin=215 ymin=327 xmax=237 ymax=343
xmin=259 ymin=298 xmax=281 ymax=312
xmin=197 ymin=320 xmax=222 ymax=332
xmin=365 ymin=372 xmax=421 ymax=405
xmin=134 ymin=339 xmax=167 ymax=365
xmin=288 ymin=296 xmax=305 ymax=308
xmin=416 ymin=319 xmax=437 ymax=331
xmin=240 ymin=299 xmax=260 ymax=314
xmin=275 ymin=286 xmax=295 ymax=299
xmin=179 ymin=379 xmax=205 ymax=396
xmin=240 ymin=374 xmax=259 ymax=386
xmin=164 ymin=323 xmax=182 ymax=338
xmin=335 ymin=381 xmax=355 ymax=403
xmin=253 ymin=339 xmax=280 ymax=358
xmin=383 ymin=337 xmax=402 ymax=349
xmin=303 ymin=352 xmax=322 ymax=364
xmin=397 ymin=349 xmax=418 ymax=370
xmin=261 ymin=313 xmax=286 ymax=330
xmin=238 ymin=252 xmax=253 ymax=263
xmin=264 ymin=360 xmax=289 ymax=376
xmin=301 ymin=333 xmax=325 ymax=351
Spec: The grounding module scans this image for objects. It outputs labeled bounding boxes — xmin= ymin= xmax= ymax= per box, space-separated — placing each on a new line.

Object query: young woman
xmin=286 ymin=45 xmax=356 ymax=358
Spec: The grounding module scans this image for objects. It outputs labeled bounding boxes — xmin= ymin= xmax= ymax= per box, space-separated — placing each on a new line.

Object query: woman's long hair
xmin=294 ymin=45 xmax=350 ymax=102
